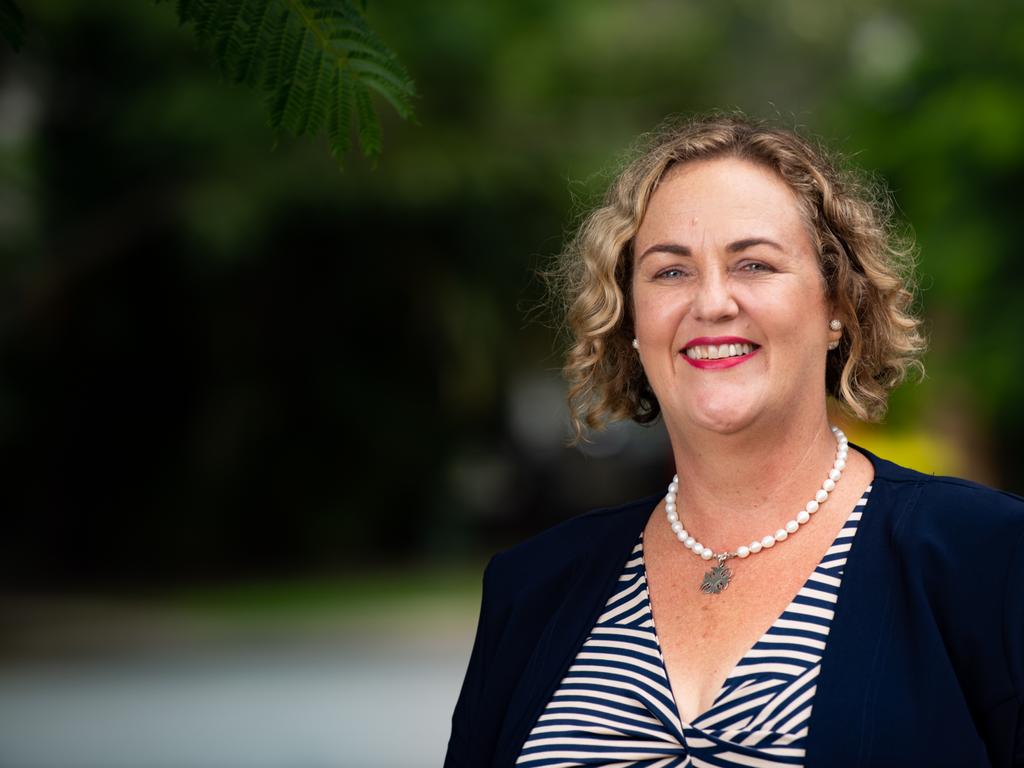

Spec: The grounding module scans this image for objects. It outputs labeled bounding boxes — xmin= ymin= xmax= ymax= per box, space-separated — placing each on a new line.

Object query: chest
xmin=642 ymin=507 xmax=850 ymax=724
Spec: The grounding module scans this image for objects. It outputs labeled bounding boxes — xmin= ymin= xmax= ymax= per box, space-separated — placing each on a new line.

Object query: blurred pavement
xmin=0 ymin=596 xmax=477 ymax=768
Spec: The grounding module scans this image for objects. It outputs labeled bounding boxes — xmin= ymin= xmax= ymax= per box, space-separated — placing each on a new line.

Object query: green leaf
xmin=353 ymin=77 xmax=380 ymax=160
xmin=161 ymin=0 xmax=416 ymax=168
xmin=267 ymin=15 xmax=306 ymax=133
xmin=1 ymin=0 xmax=26 ymax=52
xmin=327 ymin=66 xmax=353 ymax=164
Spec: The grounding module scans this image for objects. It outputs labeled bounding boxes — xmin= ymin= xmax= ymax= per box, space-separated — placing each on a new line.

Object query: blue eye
xmin=656 ymin=268 xmax=685 ymax=279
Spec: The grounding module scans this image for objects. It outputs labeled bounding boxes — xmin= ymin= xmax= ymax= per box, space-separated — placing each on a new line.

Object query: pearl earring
xmin=828 ymin=319 xmax=842 ymax=350
xmin=632 ymin=338 xmax=640 ymax=350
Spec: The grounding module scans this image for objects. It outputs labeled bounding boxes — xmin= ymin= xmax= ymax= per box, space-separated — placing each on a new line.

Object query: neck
xmin=666 ymin=414 xmax=839 ymax=549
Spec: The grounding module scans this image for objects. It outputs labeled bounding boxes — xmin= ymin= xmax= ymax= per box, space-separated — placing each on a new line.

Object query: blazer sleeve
xmin=444 ymin=553 xmax=499 ymax=768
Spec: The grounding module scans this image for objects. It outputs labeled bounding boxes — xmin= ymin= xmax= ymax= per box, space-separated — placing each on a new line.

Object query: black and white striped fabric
xmin=516 ymin=485 xmax=872 ymax=768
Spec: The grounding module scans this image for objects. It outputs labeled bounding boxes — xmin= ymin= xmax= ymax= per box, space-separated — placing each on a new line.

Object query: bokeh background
xmin=1 ymin=1 xmax=1022 ymax=765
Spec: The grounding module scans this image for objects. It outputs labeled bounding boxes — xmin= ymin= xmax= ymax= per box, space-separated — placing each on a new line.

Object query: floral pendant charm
xmin=699 ymin=560 xmax=732 ymax=595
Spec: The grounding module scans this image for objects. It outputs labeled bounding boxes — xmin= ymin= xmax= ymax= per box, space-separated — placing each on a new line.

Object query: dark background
xmin=3 ymin=1 xmax=1023 ymax=590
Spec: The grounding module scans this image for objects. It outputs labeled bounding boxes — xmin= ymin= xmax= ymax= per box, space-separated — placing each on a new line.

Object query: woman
xmin=444 ymin=114 xmax=1024 ymax=767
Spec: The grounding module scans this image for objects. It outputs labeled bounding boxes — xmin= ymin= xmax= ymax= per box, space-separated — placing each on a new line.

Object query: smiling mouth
xmin=683 ymin=342 xmax=760 ymax=361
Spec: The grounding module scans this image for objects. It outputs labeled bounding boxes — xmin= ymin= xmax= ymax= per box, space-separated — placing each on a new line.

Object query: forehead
xmin=635 ymin=156 xmax=812 ymax=251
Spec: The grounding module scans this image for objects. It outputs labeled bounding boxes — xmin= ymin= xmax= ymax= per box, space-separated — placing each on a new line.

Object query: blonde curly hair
xmin=550 ymin=113 xmax=927 ymax=444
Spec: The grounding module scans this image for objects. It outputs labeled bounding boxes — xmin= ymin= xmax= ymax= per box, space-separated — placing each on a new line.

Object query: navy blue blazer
xmin=444 ymin=444 xmax=1024 ymax=767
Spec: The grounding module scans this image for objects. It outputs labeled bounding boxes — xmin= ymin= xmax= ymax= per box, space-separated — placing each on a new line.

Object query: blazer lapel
xmin=803 ymin=444 xmax=918 ymax=766
xmin=492 ymin=496 xmax=659 ymax=767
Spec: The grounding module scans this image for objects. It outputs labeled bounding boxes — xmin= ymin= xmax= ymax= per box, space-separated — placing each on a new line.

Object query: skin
xmin=630 ymin=156 xmax=875 ymax=724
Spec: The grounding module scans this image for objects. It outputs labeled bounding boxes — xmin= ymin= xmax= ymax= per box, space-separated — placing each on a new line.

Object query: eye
xmin=655 ymin=267 xmax=687 ymax=279
xmin=739 ymin=261 xmax=773 ymax=274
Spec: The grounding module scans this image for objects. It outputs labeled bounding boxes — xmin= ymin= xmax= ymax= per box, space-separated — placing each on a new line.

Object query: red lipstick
xmin=681 ymin=336 xmax=760 ymax=370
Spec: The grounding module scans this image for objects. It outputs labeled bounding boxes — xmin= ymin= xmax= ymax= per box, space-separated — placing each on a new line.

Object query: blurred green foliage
xmin=0 ymin=0 xmax=25 ymax=51
xmin=164 ymin=0 xmax=417 ymax=165
xmin=1 ymin=0 xmax=1021 ymax=588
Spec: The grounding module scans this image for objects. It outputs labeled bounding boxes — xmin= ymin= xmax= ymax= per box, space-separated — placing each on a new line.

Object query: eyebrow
xmin=636 ymin=237 xmax=784 ymax=263
xmin=636 ymin=243 xmax=691 ymax=262
xmin=726 ymin=237 xmax=784 ymax=254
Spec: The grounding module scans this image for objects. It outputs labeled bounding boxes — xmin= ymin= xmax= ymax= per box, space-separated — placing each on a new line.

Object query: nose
xmin=692 ymin=268 xmax=739 ymax=322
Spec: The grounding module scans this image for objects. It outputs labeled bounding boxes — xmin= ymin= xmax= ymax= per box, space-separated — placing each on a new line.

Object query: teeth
xmin=685 ymin=343 xmax=754 ymax=360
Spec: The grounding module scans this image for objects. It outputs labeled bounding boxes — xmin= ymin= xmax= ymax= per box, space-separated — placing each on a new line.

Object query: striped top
xmin=516 ymin=484 xmax=872 ymax=768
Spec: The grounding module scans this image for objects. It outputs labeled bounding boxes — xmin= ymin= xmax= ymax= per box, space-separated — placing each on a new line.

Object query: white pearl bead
xmin=829 ymin=469 xmax=841 ymax=481
xmin=691 ymin=541 xmax=702 ymax=553
xmin=823 ymin=478 xmax=836 ymax=492
xmin=684 ymin=536 xmax=695 ymax=548
xmin=673 ymin=474 xmax=679 ymax=482
xmin=667 ymin=510 xmax=678 ymax=522
xmin=737 ymin=546 xmax=750 ymax=558
xmin=750 ymin=541 xmax=763 ymax=553
xmin=666 ymin=501 xmax=676 ymax=514
xmin=806 ymin=500 xmax=819 ymax=513
xmin=671 ymin=521 xmax=683 ymax=533
xmin=761 ymin=535 xmax=775 ymax=548
xmin=669 ymin=481 xmax=678 ymax=493
xmin=835 ymin=458 xmax=846 ymax=471
xmin=701 ymin=548 xmax=713 ymax=560
xmin=676 ymin=530 xmax=687 ymax=541
xmin=666 ymin=492 xmax=676 ymax=503
xmin=785 ymin=520 xmax=799 ymax=533
xmin=775 ymin=529 xmax=788 ymax=542
xmin=797 ymin=510 xmax=810 ymax=524
xmin=816 ymin=489 xmax=828 ymax=503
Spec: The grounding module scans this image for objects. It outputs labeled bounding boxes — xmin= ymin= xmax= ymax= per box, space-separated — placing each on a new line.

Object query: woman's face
xmin=630 ymin=156 xmax=841 ymax=437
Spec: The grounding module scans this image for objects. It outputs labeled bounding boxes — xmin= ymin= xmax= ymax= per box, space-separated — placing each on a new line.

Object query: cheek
xmin=633 ymin=290 xmax=685 ymax=337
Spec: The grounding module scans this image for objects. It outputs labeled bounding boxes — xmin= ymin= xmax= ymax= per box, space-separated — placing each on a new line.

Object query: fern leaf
xmin=298 ymin=47 xmax=331 ymax=135
xmin=278 ymin=27 xmax=318 ymax=135
xmin=353 ymin=71 xmax=414 ymax=121
xmin=192 ymin=0 xmax=221 ymax=46
xmin=235 ymin=0 xmax=284 ymax=86
xmin=266 ymin=13 xmax=305 ymax=132
xmin=327 ymin=66 xmax=353 ymax=164
xmin=164 ymin=0 xmax=416 ymax=167
xmin=209 ymin=0 xmax=247 ymax=64
xmin=1 ymin=0 xmax=26 ymax=51
xmin=353 ymin=77 xmax=381 ymax=160
xmin=348 ymin=56 xmax=413 ymax=97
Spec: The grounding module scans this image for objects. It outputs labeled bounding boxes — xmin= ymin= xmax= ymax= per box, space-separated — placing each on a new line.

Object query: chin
xmin=675 ymin=385 xmax=772 ymax=435
xmin=681 ymin=403 xmax=757 ymax=436
xmin=695 ymin=415 xmax=752 ymax=435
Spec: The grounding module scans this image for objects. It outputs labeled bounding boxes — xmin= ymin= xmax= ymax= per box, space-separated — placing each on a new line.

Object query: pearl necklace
xmin=665 ymin=426 xmax=849 ymax=595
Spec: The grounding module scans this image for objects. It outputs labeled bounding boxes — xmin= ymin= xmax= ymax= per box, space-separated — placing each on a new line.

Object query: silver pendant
xmin=699 ymin=559 xmax=732 ymax=595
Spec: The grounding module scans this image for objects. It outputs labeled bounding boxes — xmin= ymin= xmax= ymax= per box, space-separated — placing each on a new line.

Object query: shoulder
xmin=860 ymin=445 xmax=1024 ymax=708
xmin=485 ymin=493 xmax=660 ymax=596
xmin=861 ymin=443 xmax=1024 ymax=537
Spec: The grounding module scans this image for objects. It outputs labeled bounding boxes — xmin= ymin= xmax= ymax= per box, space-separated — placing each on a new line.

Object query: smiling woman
xmin=561 ymin=116 xmax=924 ymax=440
xmin=444 ymin=114 xmax=1024 ymax=768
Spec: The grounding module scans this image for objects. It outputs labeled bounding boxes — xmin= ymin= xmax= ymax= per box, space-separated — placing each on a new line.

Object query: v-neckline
xmin=640 ymin=483 xmax=872 ymax=730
